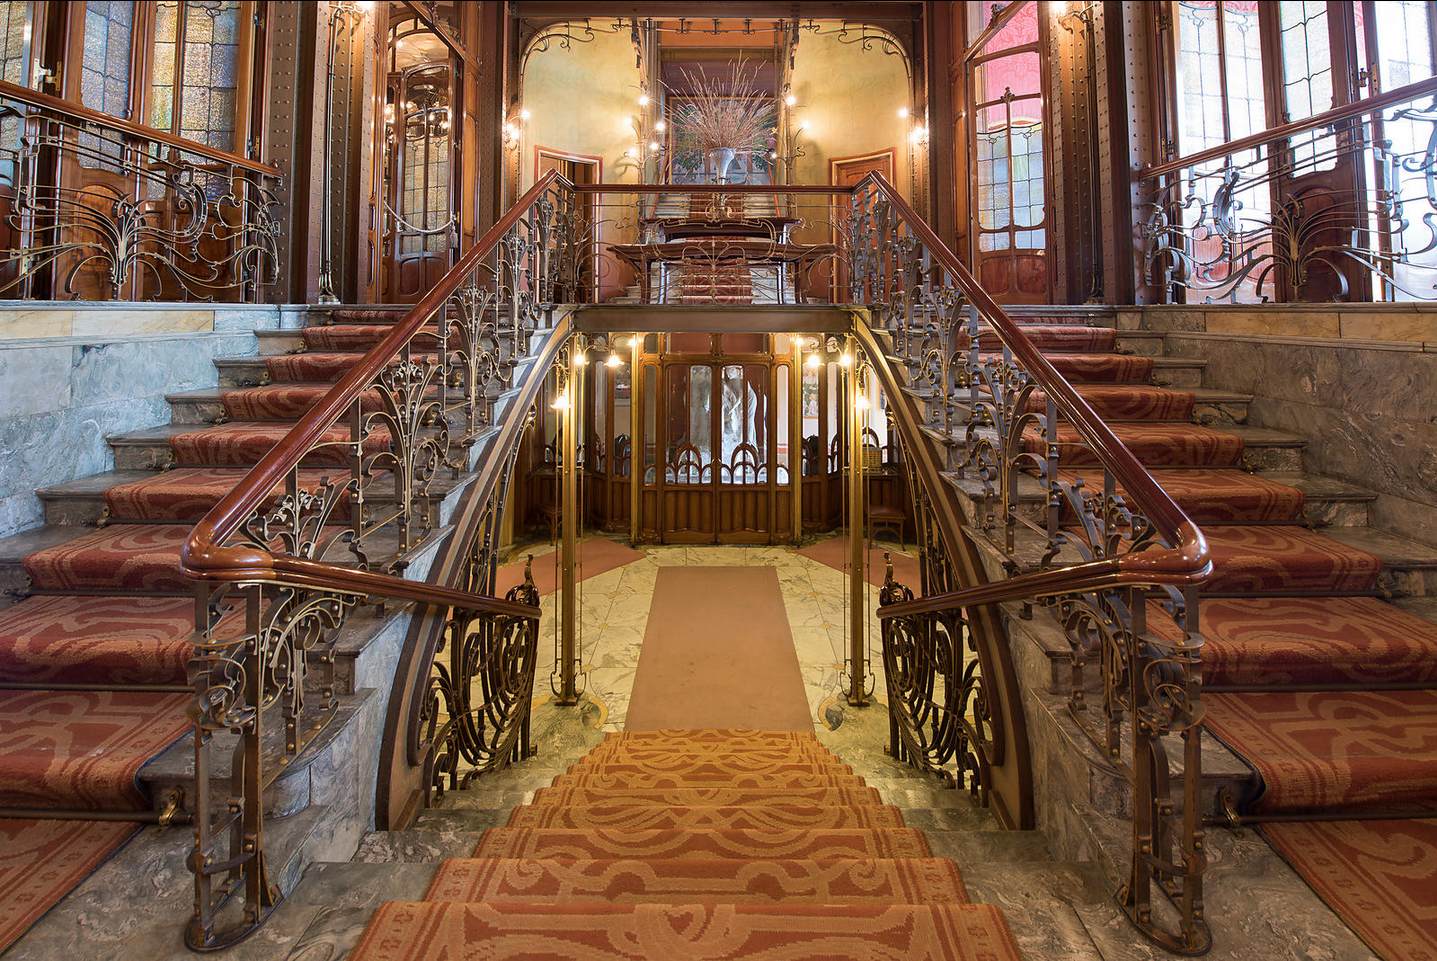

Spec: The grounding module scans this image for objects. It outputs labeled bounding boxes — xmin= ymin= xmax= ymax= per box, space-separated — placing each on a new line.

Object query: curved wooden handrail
xmin=0 ymin=79 xmax=281 ymax=177
xmin=180 ymin=170 xmax=570 ymax=616
xmin=851 ymin=172 xmax=1211 ymax=618
xmin=1140 ymin=74 xmax=1437 ymax=181
xmin=574 ymin=183 xmax=852 ymax=194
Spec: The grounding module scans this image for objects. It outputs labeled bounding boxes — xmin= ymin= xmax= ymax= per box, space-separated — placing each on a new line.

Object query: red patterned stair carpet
xmin=1010 ymin=318 xmax=1437 ymax=959
xmin=348 ymin=730 xmax=1023 ymax=960
xmin=0 ymin=305 xmax=409 ymax=951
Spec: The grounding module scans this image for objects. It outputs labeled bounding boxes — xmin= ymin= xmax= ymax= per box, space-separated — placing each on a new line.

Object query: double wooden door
xmin=644 ymin=357 xmax=792 ymax=544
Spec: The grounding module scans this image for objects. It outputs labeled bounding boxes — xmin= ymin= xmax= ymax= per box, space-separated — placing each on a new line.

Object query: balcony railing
xmin=1139 ymin=75 xmax=1437 ymax=304
xmin=0 ymin=79 xmax=281 ymax=302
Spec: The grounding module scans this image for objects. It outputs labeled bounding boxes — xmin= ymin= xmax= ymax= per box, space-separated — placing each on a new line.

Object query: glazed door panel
xmin=659 ymin=364 xmax=716 ymax=543
xmin=715 ymin=363 xmax=772 ymax=544
xmin=648 ymin=359 xmax=779 ymax=544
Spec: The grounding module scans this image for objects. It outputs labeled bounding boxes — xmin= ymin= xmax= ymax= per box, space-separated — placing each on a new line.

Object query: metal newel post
xmin=846 ymin=336 xmax=869 ymax=706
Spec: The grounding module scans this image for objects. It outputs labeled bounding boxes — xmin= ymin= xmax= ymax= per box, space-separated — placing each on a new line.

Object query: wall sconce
xmin=908 ymin=124 xmax=929 ymax=145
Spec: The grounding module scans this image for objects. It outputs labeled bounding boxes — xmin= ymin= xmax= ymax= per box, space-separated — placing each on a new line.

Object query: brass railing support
xmin=629 ymin=335 xmax=642 ymax=545
xmin=556 ymin=340 xmax=583 ymax=705
xmin=791 ymin=352 xmax=803 ymax=543
xmin=845 ymin=336 xmax=869 ymax=706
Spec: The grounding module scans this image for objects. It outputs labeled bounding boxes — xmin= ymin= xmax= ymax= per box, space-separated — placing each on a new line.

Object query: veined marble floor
xmin=518 ymin=536 xmax=905 ymax=732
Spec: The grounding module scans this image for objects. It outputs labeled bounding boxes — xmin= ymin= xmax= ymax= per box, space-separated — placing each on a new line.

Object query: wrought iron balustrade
xmin=1139 ymin=75 xmax=1437 ymax=303
xmin=0 ymin=79 xmax=281 ymax=302
xmin=845 ymin=173 xmax=1212 ymax=954
xmin=178 ymin=171 xmax=581 ymax=949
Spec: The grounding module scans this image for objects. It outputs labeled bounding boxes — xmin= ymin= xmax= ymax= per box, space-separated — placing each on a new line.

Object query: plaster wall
xmin=789 ymin=32 xmax=911 ymax=192
xmin=519 ymin=29 xmax=645 ymax=191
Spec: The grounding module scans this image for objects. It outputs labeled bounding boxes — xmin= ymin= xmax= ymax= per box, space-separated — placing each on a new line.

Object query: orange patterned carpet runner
xmin=348 ymin=730 xmax=1023 ymax=960
xmin=0 ymin=306 xmax=413 ymax=952
xmin=996 ymin=321 xmax=1437 ymax=959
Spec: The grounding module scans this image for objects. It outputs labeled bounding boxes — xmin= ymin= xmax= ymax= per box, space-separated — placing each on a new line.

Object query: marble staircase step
xmin=941 ymin=470 xmax=1375 ymax=531
xmin=1149 ymin=356 xmax=1207 ymax=389
xmin=921 ymin=421 xmax=1308 ymax=473
xmin=255 ymin=329 xmax=306 ymax=354
xmin=138 ymin=689 xmax=377 ymax=819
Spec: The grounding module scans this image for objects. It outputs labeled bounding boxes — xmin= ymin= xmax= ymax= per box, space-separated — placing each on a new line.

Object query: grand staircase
xmin=930 ymin=307 xmax=1437 ymax=959
xmin=0 ymin=304 xmax=458 ymax=950
xmin=346 ymin=729 xmax=1024 ymax=960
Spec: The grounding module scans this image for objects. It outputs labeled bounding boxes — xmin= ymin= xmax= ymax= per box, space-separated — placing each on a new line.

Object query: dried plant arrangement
xmin=668 ymin=59 xmax=776 ymax=159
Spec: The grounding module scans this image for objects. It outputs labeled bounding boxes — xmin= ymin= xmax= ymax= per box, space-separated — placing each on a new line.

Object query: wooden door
xmin=828 ymin=150 xmax=895 ymax=301
xmin=644 ymin=348 xmax=783 ymax=545
xmin=963 ymin=0 xmax=1051 ymax=303
xmin=535 ymin=148 xmax=604 ymax=301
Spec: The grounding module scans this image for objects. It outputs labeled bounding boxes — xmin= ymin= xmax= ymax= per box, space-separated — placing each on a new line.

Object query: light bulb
xmin=551 ymin=392 xmax=569 ymax=411
xmin=856 ymin=395 xmax=870 ymax=411
xmin=573 ymin=352 xmax=588 ymax=367
xmin=785 ymin=93 xmax=797 ymax=107
xmin=638 ymin=93 xmax=651 ymax=107
xmin=606 ymin=352 xmax=622 ymax=368
xmin=897 ymin=106 xmax=909 ymax=119
xmin=649 ymin=141 xmax=660 ymax=152
xmin=839 ymin=352 xmax=853 ymax=368
xmin=769 ymin=151 xmax=778 ymax=160
xmin=654 ymin=119 xmax=666 ymax=132
xmin=625 ymin=146 xmax=638 ymax=158
xmin=519 ymin=108 xmax=531 ymax=122
xmin=804 ymin=352 xmax=821 ymax=370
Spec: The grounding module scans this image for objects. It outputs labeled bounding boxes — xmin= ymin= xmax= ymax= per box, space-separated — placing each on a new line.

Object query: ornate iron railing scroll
xmin=1139 ymin=75 xmax=1437 ymax=303
xmin=847 ymin=173 xmax=1213 ymax=955
xmin=180 ymin=172 xmax=576 ymax=950
xmin=0 ymin=79 xmax=280 ymax=302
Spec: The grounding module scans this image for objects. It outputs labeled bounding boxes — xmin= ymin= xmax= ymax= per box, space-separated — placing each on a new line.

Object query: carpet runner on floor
xmin=626 ymin=568 xmax=811 ymax=732
xmin=0 ymin=305 xmax=414 ymax=952
xmin=347 ymin=730 xmax=1023 ymax=960
xmin=1003 ymin=319 xmax=1437 ymax=959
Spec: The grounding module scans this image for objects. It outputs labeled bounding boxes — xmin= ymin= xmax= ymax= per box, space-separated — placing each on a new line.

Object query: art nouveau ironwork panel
xmin=0 ymin=79 xmax=280 ymax=302
xmin=182 ymin=173 xmax=574 ymax=949
xmin=1139 ymin=78 xmax=1437 ymax=303
xmin=846 ymin=174 xmax=1210 ymax=954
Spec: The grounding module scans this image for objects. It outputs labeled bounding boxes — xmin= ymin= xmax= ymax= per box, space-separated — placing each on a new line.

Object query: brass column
xmin=629 ymin=335 xmax=641 ymax=545
xmin=845 ymin=338 xmax=869 ymax=706
xmin=557 ymin=346 xmax=583 ymax=705
xmin=790 ymin=347 xmax=803 ymax=543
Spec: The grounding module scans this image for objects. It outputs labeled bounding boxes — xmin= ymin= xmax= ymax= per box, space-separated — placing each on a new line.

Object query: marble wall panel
xmin=0 ymin=323 xmax=273 ymax=539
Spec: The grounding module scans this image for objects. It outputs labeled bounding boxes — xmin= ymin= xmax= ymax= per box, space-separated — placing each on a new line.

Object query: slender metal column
xmin=845 ymin=338 xmax=869 ymax=706
xmin=629 ymin=335 xmax=641 ymax=545
xmin=790 ymin=347 xmax=803 ymax=543
xmin=556 ymin=347 xmax=582 ymax=705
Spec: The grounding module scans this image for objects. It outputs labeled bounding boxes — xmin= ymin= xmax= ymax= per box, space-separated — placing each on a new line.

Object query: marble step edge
xmin=917 ymin=421 xmax=1308 ymax=474
xmin=1002 ymin=615 xmax=1255 ymax=819
xmin=954 ymin=493 xmax=1437 ymax=599
xmin=139 ymin=689 xmax=377 ymax=819
xmin=939 ymin=469 xmax=1377 ymax=531
xmin=348 ymin=825 xmax=1058 ymax=870
xmin=35 ymin=466 xmax=470 ymax=526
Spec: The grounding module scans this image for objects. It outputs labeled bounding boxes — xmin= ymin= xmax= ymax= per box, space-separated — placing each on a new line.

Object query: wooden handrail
xmin=180 ymin=170 xmax=570 ymax=616
xmin=573 ymin=183 xmax=852 ymax=194
xmin=848 ymin=172 xmax=1211 ymax=616
xmin=1141 ymin=74 xmax=1437 ymax=181
xmin=0 ymin=79 xmax=281 ymax=177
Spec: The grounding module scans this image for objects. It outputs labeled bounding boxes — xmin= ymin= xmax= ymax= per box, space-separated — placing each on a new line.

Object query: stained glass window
xmin=1278 ymin=0 xmax=1335 ymax=170
xmin=150 ymin=0 xmax=241 ymax=152
xmin=0 ymin=1 xmax=33 ymax=160
xmin=79 ymin=1 xmax=134 ymax=167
